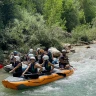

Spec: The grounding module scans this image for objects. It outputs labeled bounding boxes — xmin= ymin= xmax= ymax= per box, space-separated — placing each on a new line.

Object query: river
xmin=0 ymin=44 xmax=96 ymax=96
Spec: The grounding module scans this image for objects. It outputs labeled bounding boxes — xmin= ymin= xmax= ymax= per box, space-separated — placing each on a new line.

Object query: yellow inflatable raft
xmin=2 ymin=69 xmax=74 ymax=90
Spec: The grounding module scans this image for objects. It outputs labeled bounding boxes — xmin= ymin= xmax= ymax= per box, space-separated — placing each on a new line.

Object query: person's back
xmin=47 ymin=51 xmax=53 ymax=63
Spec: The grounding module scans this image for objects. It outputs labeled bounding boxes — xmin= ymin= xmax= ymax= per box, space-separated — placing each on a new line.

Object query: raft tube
xmin=0 ymin=64 xmax=3 ymax=69
xmin=2 ymin=69 xmax=74 ymax=90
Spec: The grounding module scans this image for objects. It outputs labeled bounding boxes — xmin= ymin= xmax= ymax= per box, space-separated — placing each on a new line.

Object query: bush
xmin=0 ymin=49 xmax=4 ymax=63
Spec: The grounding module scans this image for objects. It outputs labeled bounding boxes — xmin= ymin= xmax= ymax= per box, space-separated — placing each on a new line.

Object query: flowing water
xmin=0 ymin=44 xmax=96 ymax=96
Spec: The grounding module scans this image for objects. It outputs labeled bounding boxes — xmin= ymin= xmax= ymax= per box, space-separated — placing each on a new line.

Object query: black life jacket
xmin=59 ymin=62 xmax=67 ymax=68
xmin=44 ymin=60 xmax=51 ymax=71
xmin=48 ymin=52 xmax=53 ymax=63
xmin=59 ymin=55 xmax=69 ymax=64
xmin=28 ymin=63 xmax=38 ymax=73
xmin=39 ymin=54 xmax=44 ymax=64
xmin=12 ymin=61 xmax=22 ymax=72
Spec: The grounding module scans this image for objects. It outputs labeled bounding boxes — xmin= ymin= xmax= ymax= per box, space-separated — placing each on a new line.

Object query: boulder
xmin=63 ymin=43 xmax=72 ymax=50
xmin=49 ymin=47 xmax=61 ymax=57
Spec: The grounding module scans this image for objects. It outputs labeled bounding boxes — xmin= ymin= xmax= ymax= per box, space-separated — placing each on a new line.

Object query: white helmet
xmin=62 ymin=49 xmax=67 ymax=52
xmin=48 ymin=49 xmax=51 ymax=52
xmin=30 ymin=57 xmax=36 ymax=60
xmin=14 ymin=56 xmax=20 ymax=61
xmin=28 ymin=54 xmax=34 ymax=58
xmin=37 ymin=48 xmax=40 ymax=51
xmin=43 ymin=55 xmax=49 ymax=60
xmin=29 ymin=49 xmax=33 ymax=53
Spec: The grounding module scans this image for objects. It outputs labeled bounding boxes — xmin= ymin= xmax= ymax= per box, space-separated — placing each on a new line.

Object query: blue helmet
xmin=13 ymin=51 xmax=18 ymax=56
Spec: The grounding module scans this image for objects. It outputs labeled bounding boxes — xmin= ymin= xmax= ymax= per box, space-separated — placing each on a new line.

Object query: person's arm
xmin=41 ymin=60 xmax=45 ymax=66
xmin=9 ymin=62 xmax=22 ymax=73
xmin=59 ymin=63 xmax=64 ymax=70
xmin=35 ymin=63 xmax=43 ymax=74
xmin=49 ymin=62 xmax=54 ymax=72
xmin=22 ymin=64 xmax=31 ymax=76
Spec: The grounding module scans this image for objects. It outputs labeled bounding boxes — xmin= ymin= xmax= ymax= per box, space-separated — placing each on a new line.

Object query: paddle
xmin=24 ymin=73 xmax=39 ymax=79
xmin=56 ymin=73 xmax=66 ymax=77
xmin=0 ymin=64 xmax=4 ymax=69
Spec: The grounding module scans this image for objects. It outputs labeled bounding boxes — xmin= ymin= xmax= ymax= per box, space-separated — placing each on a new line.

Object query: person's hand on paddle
xmin=50 ymin=70 xmax=53 ymax=73
xmin=21 ymin=73 xmax=25 ymax=77
xmin=65 ymin=65 xmax=70 ymax=69
xmin=9 ymin=70 xmax=13 ymax=73
xmin=60 ymin=68 xmax=64 ymax=70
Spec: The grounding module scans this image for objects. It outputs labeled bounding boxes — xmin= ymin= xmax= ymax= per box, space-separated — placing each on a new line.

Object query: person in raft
xmin=47 ymin=49 xmax=53 ymax=63
xmin=38 ymin=49 xmax=45 ymax=64
xmin=35 ymin=48 xmax=41 ymax=61
xmin=27 ymin=49 xmax=34 ymax=61
xmin=59 ymin=49 xmax=70 ymax=70
xmin=22 ymin=57 xmax=43 ymax=79
xmin=41 ymin=55 xmax=54 ymax=74
xmin=9 ymin=56 xmax=22 ymax=77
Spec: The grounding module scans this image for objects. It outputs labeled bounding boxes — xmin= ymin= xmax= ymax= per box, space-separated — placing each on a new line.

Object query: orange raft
xmin=2 ymin=69 xmax=74 ymax=90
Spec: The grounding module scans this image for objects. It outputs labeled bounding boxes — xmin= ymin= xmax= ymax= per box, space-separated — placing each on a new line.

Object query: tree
xmin=79 ymin=0 xmax=96 ymax=23
xmin=61 ymin=0 xmax=80 ymax=32
xmin=44 ymin=0 xmax=63 ymax=27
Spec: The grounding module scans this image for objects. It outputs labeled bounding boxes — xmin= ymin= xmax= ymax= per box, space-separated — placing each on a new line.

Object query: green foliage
xmin=44 ymin=0 xmax=63 ymax=27
xmin=79 ymin=0 xmax=96 ymax=23
xmin=0 ymin=0 xmax=96 ymax=63
xmin=71 ymin=23 xmax=96 ymax=43
xmin=32 ymin=0 xmax=46 ymax=14
xmin=61 ymin=0 xmax=80 ymax=32
xmin=0 ymin=49 xmax=4 ymax=63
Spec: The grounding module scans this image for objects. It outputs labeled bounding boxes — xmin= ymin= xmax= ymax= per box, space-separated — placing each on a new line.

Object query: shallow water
xmin=0 ymin=44 xmax=96 ymax=96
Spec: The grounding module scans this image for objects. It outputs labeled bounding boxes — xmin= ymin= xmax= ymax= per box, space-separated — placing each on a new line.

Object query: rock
xmin=49 ymin=47 xmax=61 ymax=57
xmin=63 ymin=43 xmax=72 ymax=50
xmin=86 ymin=45 xmax=90 ymax=48
xmin=92 ymin=40 xmax=96 ymax=44
xmin=70 ymin=49 xmax=75 ymax=53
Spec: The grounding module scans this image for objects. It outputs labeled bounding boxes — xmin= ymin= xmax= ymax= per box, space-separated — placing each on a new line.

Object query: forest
xmin=0 ymin=0 xmax=96 ymax=62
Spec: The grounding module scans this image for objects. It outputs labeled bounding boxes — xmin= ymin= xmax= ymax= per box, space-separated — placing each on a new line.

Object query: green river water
xmin=0 ymin=44 xmax=96 ymax=96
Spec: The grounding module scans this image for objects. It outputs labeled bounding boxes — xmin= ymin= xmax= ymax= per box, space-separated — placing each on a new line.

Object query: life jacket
xmin=35 ymin=51 xmax=40 ymax=61
xmin=12 ymin=61 xmax=22 ymax=72
xmin=59 ymin=55 xmax=69 ymax=64
xmin=59 ymin=62 xmax=67 ymax=68
xmin=39 ymin=54 xmax=44 ymax=64
xmin=44 ymin=60 xmax=51 ymax=71
xmin=28 ymin=62 xmax=38 ymax=73
xmin=48 ymin=52 xmax=53 ymax=63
